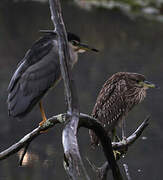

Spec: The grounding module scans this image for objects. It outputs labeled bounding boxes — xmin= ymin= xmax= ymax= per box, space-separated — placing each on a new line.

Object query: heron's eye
xmin=71 ymin=40 xmax=78 ymax=46
xmin=130 ymin=78 xmax=140 ymax=83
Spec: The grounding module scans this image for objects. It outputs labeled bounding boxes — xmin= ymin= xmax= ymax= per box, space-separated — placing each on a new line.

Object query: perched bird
xmin=89 ymin=72 xmax=155 ymax=147
xmin=7 ymin=31 xmax=98 ymax=125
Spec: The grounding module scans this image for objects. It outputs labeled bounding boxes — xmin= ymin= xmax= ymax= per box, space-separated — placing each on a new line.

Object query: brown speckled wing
xmin=89 ymin=78 xmax=127 ymax=147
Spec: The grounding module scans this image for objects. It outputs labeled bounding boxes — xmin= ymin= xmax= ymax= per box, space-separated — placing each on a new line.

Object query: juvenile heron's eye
xmin=130 ymin=78 xmax=139 ymax=83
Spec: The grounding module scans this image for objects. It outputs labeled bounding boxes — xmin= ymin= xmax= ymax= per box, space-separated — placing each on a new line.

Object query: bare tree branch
xmin=87 ymin=116 xmax=150 ymax=180
xmin=0 ymin=114 xmax=61 ymax=161
xmin=49 ymin=0 xmax=90 ymax=179
xmin=79 ymin=114 xmax=123 ymax=179
xmin=86 ymin=160 xmax=109 ymax=180
xmin=112 ymin=116 xmax=150 ymax=150
xmin=49 ymin=0 xmax=74 ymax=113
xmin=19 ymin=142 xmax=30 ymax=166
xmin=123 ymin=163 xmax=131 ymax=180
xmin=0 ymin=114 xmax=148 ymax=167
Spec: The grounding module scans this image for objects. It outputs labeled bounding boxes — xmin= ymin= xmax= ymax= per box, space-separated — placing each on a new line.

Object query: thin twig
xmin=86 ymin=158 xmax=109 ymax=180
xmin=49 ymin=0 xmax=74 ymax=113
xmin=112 ymin=116 xmax=150 ymax=150
xmin=123 ymin=163 xmax=131 ymax=180
xmin=19 ymin=142 xmax=30 ymax=166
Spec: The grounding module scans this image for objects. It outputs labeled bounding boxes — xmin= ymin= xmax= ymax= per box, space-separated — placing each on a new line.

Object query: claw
xmin=113 ymin=150 xmax=121 ymax=160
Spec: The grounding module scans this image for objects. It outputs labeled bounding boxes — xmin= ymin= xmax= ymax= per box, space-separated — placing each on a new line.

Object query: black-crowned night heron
xmin=7 ymin=31 xmax=98 ymax=126
xmin=89 ymin=72 xmax=155 ymax=147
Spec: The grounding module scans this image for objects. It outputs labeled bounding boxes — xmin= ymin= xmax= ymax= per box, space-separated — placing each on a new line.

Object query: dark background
xmin=0 ymin=0 xmax=163 ymax=179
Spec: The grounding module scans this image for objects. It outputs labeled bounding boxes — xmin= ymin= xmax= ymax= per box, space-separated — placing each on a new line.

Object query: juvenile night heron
xmin=7 ymin=31 xmax=98 ymax=125
xmin=89 ymin=72 xmax=155 ymax=147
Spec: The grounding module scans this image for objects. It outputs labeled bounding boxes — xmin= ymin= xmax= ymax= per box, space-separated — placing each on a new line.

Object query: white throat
xmin=69 ymin=42 xmax=79 ymax=68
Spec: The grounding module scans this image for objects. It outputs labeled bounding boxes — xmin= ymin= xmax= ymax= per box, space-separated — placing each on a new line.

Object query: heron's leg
xmin=112 ymin=128 xmax=121 ymax=142
xmin=112 ymin=128 xmax=121 ymax=159
xmin=122 ymin=118 xmax=127 ymax=142
xmin=112 ymin=128 xmax=116 ymax=142
xmin=39 ymin=101 xmax=47 ymax=126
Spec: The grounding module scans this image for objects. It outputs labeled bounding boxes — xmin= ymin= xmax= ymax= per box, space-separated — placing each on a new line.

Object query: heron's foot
xmin=113 ymin=150 xmax=121 ymax=160
xmin=39 ymin=117 xmax=48 ymax=133
xmin=120 ymin=137 xmax=128 ymax=154
xmin=112 ymin=135 xmax=121 ymax=142
xmin=122 ymin=136 xmax=127 ymax=145
xmin=39 ymin=101 xmax=48 ymax=133
xmin=39 ymin=118 xmax=47 ymax=126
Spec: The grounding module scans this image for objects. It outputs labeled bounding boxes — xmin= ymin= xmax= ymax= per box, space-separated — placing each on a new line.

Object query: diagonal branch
xmin=79 ymin=115 xmax=124 ymax=180
xmin=0 ymin=114 xmax=62 ymax=161
xmin=19 ymin=142 xmax=30 ymax=166
xmin=87 ymin=116 xmax=150 ymax=180
xmin=112 ymin=116 xmax=150 ymax=150
xmin=0 ymin=114 xmax=148 ymax=174
xmin=123 ymin=163 xmax=132 ymax=180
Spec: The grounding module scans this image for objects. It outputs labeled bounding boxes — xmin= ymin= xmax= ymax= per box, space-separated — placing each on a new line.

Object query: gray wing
xmin=7 ymin=35 xmax=61 ymax=118
xmin=8 ymin=33 xmax=57 ymax=92
xmin=89 ymin=79 xmax=127 ymax=147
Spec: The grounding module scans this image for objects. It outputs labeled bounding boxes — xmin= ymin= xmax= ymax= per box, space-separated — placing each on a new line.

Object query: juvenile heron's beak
xmin=78 ymin=43 xmax=99 ymax=53
xmin=143 ymin=81 xmax=156 ymax=88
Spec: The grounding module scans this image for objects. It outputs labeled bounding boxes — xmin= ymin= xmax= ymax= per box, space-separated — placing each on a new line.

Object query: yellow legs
xmin=112 ymin=128 xmax=121 ymax=142
xmin=39 ymin=101 xmax=47 ymax=127
xmin=112 ymin=128 xmax=122 ymax=160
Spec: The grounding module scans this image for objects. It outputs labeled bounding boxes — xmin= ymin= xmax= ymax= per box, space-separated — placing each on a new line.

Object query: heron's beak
xmin=143 ymin=81 xmax=156 ymax=88
xmin=77 ymin=43 xmax=99 ymax=53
